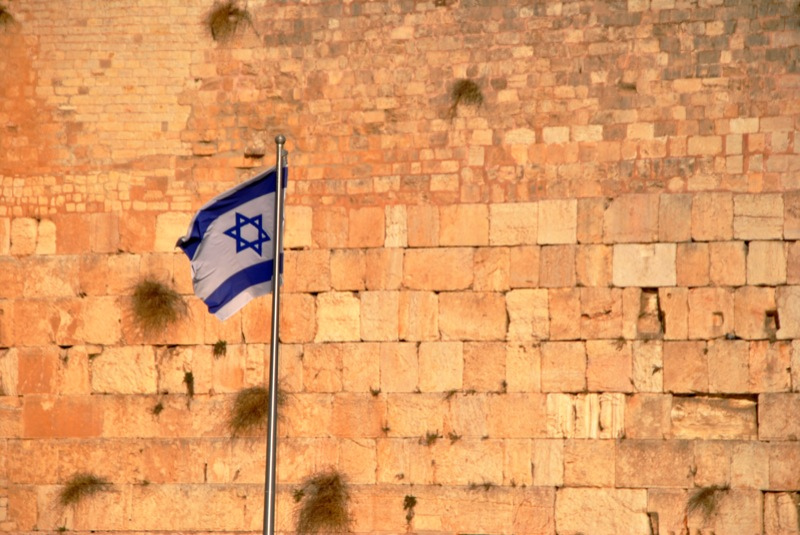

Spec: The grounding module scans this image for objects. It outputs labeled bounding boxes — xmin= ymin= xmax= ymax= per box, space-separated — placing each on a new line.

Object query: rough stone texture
xmin=3 ymin=1 xmax=800 ymax=533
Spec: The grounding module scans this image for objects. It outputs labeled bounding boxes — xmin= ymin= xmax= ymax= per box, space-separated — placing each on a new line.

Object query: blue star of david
xmin=223 ymin=212 xmax=271 ymax=256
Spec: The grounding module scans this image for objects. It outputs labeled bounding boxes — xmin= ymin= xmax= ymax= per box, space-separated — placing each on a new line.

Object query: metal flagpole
xmin=263 ymin=134 xmax=286 ymax=535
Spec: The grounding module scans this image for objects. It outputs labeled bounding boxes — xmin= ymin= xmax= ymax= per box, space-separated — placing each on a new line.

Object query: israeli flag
xmin=176 ymin=166 xmax=287 ymax=321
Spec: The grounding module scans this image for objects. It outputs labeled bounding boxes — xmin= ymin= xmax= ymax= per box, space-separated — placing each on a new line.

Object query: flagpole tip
xmin=275 ymin=134 xmax=286 ymax=145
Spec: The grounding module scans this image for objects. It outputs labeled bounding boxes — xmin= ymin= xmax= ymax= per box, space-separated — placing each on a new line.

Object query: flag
xmin=176 ymin=165 xmax=287 ymax=321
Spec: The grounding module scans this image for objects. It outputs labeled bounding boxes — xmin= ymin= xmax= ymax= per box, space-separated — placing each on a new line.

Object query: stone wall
xmin=2 ymin=0 xmax=800 ymax=533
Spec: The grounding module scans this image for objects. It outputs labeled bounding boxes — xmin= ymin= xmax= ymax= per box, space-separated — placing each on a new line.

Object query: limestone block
xmin=486 ymin=393 xmax=547 ymax=438
xmin=556 ymin=487 xmax=649 ymax=535
xmin=541 ymin=341 xmax=585 ymax=393
xmin=747 ymin=241 xmax=787 ymax=285
xmin=283 ymin=249 xmax=330 ymax=293
xmin=546 ymin=393 xmax=624 ymax=439
xmin=548 ymin=288 xmax=581 ymax=340
xmin=0 ymin=258 xmax=23 ymax=300
xmin=331 ymin=393 xmax=386 ymax=438
xmin=564 ymin=439 xmax=615 ymax=486
xmin=659 ymin=193 xmax=692 ymax=242
xmin=90 ymin=346 xmax=157 ymax=394
xmin=22 ymin=394 xmax=103 ymax=438
xmin=35 ymin=219 xmax=56 ymax=255
xmin=657 ymin=287 xmax=687 ymax=340
xmin=759 ymin=393 xmax=800 ymax=440
xmin=365 ymin=248 xmax=402 ymax=290
xmin=625 ymin=393 xmax=671 ymax=439
xmin=432 ymin=439 xmax=503 ymax=486
xmin=616 ymin=439 xmax=693 ymax=488
xmin=577 ymin=197 xmax=606 ymax=244
xmin=16 ymin=346 xmax=58 ymax=395
xmin=9 ymin=217 xmax=37 ymax=255
xmin=22 ymin=256 xmax=80 ymax=298
xmin=647 ymin=489 xmax=689 ymax=535
xmin=283 ymin=205 xmax=312 ymax=249
xmin=663 ymin=341 xmax=708 ymax=393
xmin=707 ymin=339 xmax=749 ymax=393
xmin=612 ymin=243 xmax=676 ymax=287
xmin=506 ymin=289 xmax=549 ymax=341
xmin=539 ymin=244 xmax=576 ymax=287
xmin=312 ymin=205 xmax=348 ymax=248
xmin=418 ymin=341 xmax=462 ymax=392
xmin=406 ymin=205 xmax=439 ymax=247
xmin=538 ymin=199 xmax=577 ymax=244
xmin=340 ymin=342 xmax=380 ymax=393
xmin=750 ymin=341 xmax=792 ymax=392
xmin=504 ymin=439 xmax=533 ymax=487
xmin=473 ymin=247 xmax=509 ymax=291
xmin=463 ymin=341 xmax=506 ymax=392
xmin=119 ymin=212 xmax=156 ymax=253
xmin=785 ymin=190 xmax=800 ymax=240
xmin=339 ymin=438 xmax=377 ymax=484
xmin=0 ymin=347 xmax=18 ymax=396
xmin=360 ymin=291 xmax=399 ymax=341
xmin=155 ymin=212 xmax=190 ymax=252
xmin=489 ymin=202 xmax=537 ymax=245
xmin=0 ymin=217 xmax=9 ymax=255
xmin=581 ymin=287 xmax=623 ymax=339
xmin=438 ymin=292 xmax=506 ymax=341
xmin=671 ymin=396 xmax=757 ymax=439
xmin=586 ymin=339 xmax=632 ymax=392
xmin=632 ymin=340 xmax=663 ymax=392
xmin=302 ymin=343 xmax=343 ymax=392
xmin=790 ymin=242 xmax=800 ymax=285
xmin=402 ymin=247 xmax=473 ymax=290
xmin=90 ymin=212 xmax=121 ymax=253
xmin=349 ymin=206 xmax=384 ymax=247
xmin=379 ymin=342 xmax=418 ymax=393
xmin=770 ymin=443 xmax=800 ymax=490
xmin=398 ymin=291 xmax=438 ymax=341
xmin=383 ymin=205 xmax=407 ymax=247
xmin=279 ymin=393 xmax=333 ymax=438
xmin=330 ymin=249 xmax=366 ymax=291
xmin=731 ymin=441 xmax=770 ymax=489
xmin=687 ymin=287 xmax=734 ymax=340
xmin=509 ymin=245 xmax=540 ymax=288
xmin=676 ymin=242 xmax=709 ymax=286
xmin=532 ymin=439 xmax=564 ymax=486
xmin=692 ymin=192 xmax=734 ymax=241
xmin=734 ymin=193 xmax=784 ymax=239
xmin=445 ymin=392 xmax=488 ymax=438
xmin=576 ymin=244 xmax=612 ymax=287
xmin=506 ymin=342 xmax=541 ymax=393
xmin=776 ymin=286 xmax=800 ymax=339
xmin=686 ymin=489 xmax=763 ymax=535
xmin=764 ymin=492 xmax=800 ymax=534
xmin=603 ymin=194 xmax=659 ymax=243
xmin=734 ymin=286 xmax=776 ymax=340
xmin=314 ymin=291 xmax=360 ymax=342
xmin=709 ymin=240 xmax=747 ymax=286
xmin=278 ymin=292 xmax=315 ymax=343
xmin=106 ymin=253 xmax=140 ymax=295
xmin=439 ymin=204 xmax=488 ymax=246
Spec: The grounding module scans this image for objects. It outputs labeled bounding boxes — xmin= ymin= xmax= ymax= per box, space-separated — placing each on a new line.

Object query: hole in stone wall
xmin=637 ymin=288 xmax=664 ymax=339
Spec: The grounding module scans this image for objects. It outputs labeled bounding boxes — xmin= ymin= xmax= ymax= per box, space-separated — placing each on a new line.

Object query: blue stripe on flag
xmin=205 ymin=260 xmax=275 ymax=314
xmin=177 ymin=167 xmax=287 ymax=259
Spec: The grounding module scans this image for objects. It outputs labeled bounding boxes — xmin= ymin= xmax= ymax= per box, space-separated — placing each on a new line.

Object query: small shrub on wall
xmin=294 ymin=470 xmax=351 ymax=534
xmin=204 ymin=1 xmax=253 ymax=42
xmin=228 ymin=385 xmax=286 ymax=436
xmin=59 ymin=473 xmax=112 ymax=507
xmin=131 ymin=279 xmax=187 ymax=335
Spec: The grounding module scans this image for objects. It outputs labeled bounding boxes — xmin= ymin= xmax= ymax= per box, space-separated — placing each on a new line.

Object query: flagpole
xmin=263 ymin=134 xmax=286 ymax=535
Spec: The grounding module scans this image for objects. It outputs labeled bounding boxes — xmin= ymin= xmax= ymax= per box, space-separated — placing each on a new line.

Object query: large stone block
xmin=546 ymin=393 xmax=624 ymax=439
xmin=616 ymin=439 xmax=693 ymax=488
xmin=603 ymin=194 xmax=659 ymax=243
xmin=759 ymin=393 xmax=800 ymax=440
xmin=671 ymin=396 xmax=757 ymax=439
xmin=506 ymin=289 xmax=549 ymax=341
xmin=330 ymin=249 xmax=366 ymax=291
xmin=402 ymin=247 xmax=473 ymax=290
xmin=586 ymin=339 xmax=633 ymax=392
xmin=541 ymin=341 xmax=585 ymax=393
xmin=418 ymin=341 xmax=462 ymax=392
xmin=625 ymin=393 xmax=671 ymax=439
xmin=473 ymin=246 xmax=509 ymax=291
xmin=556 ymin=487 xmax=649 ymax=535
xmin=663 ymin=340 xmax=708 ymax=393
xmin=538 ymin=199 xmax=577 ymax=244
xmin=379 ymin=342 xmax=418 ymax=393
xmin=439 ymin=204 xmax=489 ymax=246
xmin=539 ymin=244 xmax=576 ymax=287
xmin=776 ymin=286 xmax=800 ymax=339
xmin=687 ymin=287 xmax=734 ymax=340
xmin=733 ymin=193 xmax=784 ymax=239
xmin=709 ymin=240 xmax=747 ymax=286
xmin=692 ymin=192 xmax=734 ymax=241
xmin=563 ymin=439 xmax=615 ymax=486
xmin=91 ymin=346 xmax=157 ymax=394
xmin=463 ymin=341 xmax=506 ymax=392
xmin=314 ymin=291 xmax=360 ymax=342
xmin=438 ymin=292 xmax=506 ymax=341
xmin=360 ymin=291 xmax=399 ymax=341
xmin=398 ymin=290 xmax=438 ymax=341
xmin=747 ymin=241 xmax=787 ymax=285
xmin=612 ymin=243 xmax=676 ymax=287
xmin=489 ymin=202 xmax=537 ymax=245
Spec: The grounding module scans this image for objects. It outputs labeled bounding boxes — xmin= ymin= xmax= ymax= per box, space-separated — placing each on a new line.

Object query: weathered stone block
xmin=616 ymin=439 xmax=693 ymax=487
xmin=91 ymin=346 xmax=157 ymax=394
xmin=398 ymin=290 xmax=438 ymax=341
xmin=625 ymin=393 xmax=671 ymax=439
xmin=489 ymin=202 xmax=537 ymax=245
xmin=509 ymin=245 xmax=540 ymax=288
xmin=749 ymin=341 xmax=792 ymax=392
xmin=506 ymin=289 xmax=549 ymax=341
xmin=418 ymin=341 xmax=462 ymax=392
xmin=384 ymin=204 xmax=407 ymax=247
xmin=314 ymin=291 xmax=360 ymax=342
xmin=692 ymin=192 xmax=734 ymax=241
xmin=365 ymin=248 xmax=403 ymax=290
xmin=603 ymin=194 xmax=659 ymax=243
xmin=659 ymin=287 xmax=688 ymax=339
xmin=731 ymin=441 xmax=770 ymax=489
xmin=379 ymin=342 xmax=418 ymax=393
xmin=283 ymin=205 xmax=312 ymax=249
xmin=539 ymin=244 xmax=576 ymax=287
xmin=564 ymin=439 xmax=615 ymax=486
xmin=546 ymin=393 xmax=624 ymax=439
xmin=556 ymin=487 xmax=649 ymax=535
xmin=349 ymin=206 xmax=384 ymax=247
xmin=473 ymin=246 xmax=509 ymax=291
xmin=632 ymin=340 xmax=663 ymax=392
xmin=330 ymin=249 xmax=366 ymax=291
xmin=577 ymin=197 xmax=606 ymax=244
xmin=687 ymin=287 xmax=734 ymax=340
xmin=709 ymin=240 xmax=747 ymax=287
xmin=403 ymin=247 xmax=473 ymax=290
xmin=312 ymin=206 xmax=348 ymax=248
xmin=581 ymin=287 xmax=622 ymax=339
xmin=671 ymin=396 xmax=757 ymax=439
xmin=586 ymin=339 xmax=632 ymax=392
xmin=576 ymin=244 xmax=612 ymax=287
xmin=538 ymin=199 xmax=577 ymax=244
xmin=406 ymin=205 xmax=439 ymax=247
xmin=360 ymin=291 xmax=399 ymax=341
xmin=659 ymin=193 xmax=692 ymax=242
xmin=733 ymin=193 xmax=784 ymax=239
xmin=283 ymin=249 xmax=330 ymax=293
xmin=439 ymin=292 xmax=506 ymax=341
xmin=663 ymin=341 xmax=708 ymax=393
xmin=776 ymin=286 xmax=800 ymax=339
xmin=613 ymin=243 xmax=676 ymax=287
xmin=707 ymin=339 xmax=749 ymax=393
xmin=541 ymin=341 xmax=585 ymax=392
xmin=747 ymin=241 xmax=787 ymax=285
xmin=439 ymin=204 xmax=488 ymax=246
xmin=676 ymin=242 xmax=709 ymax=286
xmin=759 ymin=393 xmax=800 ymax=440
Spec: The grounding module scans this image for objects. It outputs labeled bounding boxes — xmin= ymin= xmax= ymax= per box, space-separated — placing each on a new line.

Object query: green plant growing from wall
xmin=213 ymin=339 xmax=227 ymax=357
xmin=403 ymin=495 xmax=417 ymax=525
xmin=228 ymin=385 xmax=285 ymax=436
xmin=686 ymin=485 xmax=729 ymax=520
xmin=205 ymin=1 xmax=253 ymax=42
xmin=131 ymin=279 xmax=186 ymax=335
xmin=421 ymin=430 xmax=441 ymax=446
xmin=0 ymin=4 xmax=15 ymax=29
xmin=295 ymin=470 xmax=351 ymax=534
xmin=449 ymin=78 xmax=483 ymax=118
xmin=58 ymin=473 xmax=112 ymax=507
xmin=183 ymin=371 xmax=195 ymax=401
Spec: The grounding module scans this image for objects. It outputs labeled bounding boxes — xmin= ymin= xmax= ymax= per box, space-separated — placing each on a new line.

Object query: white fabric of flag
xmin=176 ymin=166 xmax=286 ymax=321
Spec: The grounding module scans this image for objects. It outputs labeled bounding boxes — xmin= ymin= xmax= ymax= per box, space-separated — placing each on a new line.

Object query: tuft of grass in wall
xmin=686 ymin=485 xmax=729 ymax=519
xmin=403 ymin=495 xmax=417 ymax=524
xmin=229 ymin=385 xmax=286 ymax=436
xmin=449 ymin=78 xmax=483 ymax=118
xmin=132 ymin=279 xmax=186 ymax=335
xmin=183 ymin=371 xmax=195 ymax=404
xmin=0 ymin=5 xmax=15 ymax=29
xmin=295 ymin=470 xmax=351 ymax=535
xmin=213 ymin=339 xmax=227 ymax=357
xmin=421 ymin=430 xmax=441 ymax=446
xmin=59 ymin=473 xmax=112 ymax=507
xmin=151 ymin=401 xmax=164 ymax=416
xmin=205 ymin=1 xmax=252 ymax=42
